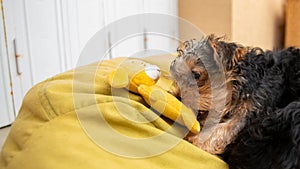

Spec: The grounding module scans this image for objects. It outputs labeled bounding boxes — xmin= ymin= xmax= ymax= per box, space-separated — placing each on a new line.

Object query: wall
xmin=232 ymin=0 xmax=285 ymax=49
xmin=178 ymin=0 xmax=285 ymax=50
xmin=178 ymin=0 xmax=232 ymax=39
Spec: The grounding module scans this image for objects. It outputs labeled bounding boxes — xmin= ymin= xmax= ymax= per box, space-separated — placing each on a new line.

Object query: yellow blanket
xmin=0 ymin=55 xmax=228 ymax=169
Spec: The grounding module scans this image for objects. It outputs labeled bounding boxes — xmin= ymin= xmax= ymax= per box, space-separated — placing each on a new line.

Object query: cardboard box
xmin=285 ymin=0 xmax=300 ymax=48
xmin=178 ymin=0 xmax=285 ymax=50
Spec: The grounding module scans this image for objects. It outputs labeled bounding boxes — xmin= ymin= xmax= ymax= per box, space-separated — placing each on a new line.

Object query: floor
xmin=0 ymin=126 xmax=10 ymax=149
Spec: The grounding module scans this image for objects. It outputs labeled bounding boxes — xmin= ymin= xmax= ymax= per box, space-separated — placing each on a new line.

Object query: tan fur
xmin=170 ymin=35 xmax=252 ymax=155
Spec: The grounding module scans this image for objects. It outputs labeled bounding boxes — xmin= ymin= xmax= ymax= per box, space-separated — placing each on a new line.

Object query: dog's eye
xmin=192 ymin=71 xmax=201 ymax=79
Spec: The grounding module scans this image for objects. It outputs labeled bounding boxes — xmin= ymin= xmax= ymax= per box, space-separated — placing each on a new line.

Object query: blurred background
xmin=0 ymin=0 xmax=299 ymax=127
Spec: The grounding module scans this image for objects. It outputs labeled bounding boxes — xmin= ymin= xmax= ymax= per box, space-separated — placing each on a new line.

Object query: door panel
xmin=105 ymin=0 xmax=144 ymax=58
xmin=144 ymin=0 xmax=179 ymax=55
xmin=1 ymin=0 xmax=178 ymax=120
xmin=25 ymin=0 xmax=65 ymax=83
xmin=2 ymin=0 xmax=26 ymax=115
xmin=0 ymin=1 xmax=15 ymax=127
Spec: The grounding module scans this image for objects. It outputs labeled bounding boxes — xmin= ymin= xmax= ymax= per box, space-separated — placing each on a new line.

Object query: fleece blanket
xmin=0 ymin=55 xmax=228 ymax=169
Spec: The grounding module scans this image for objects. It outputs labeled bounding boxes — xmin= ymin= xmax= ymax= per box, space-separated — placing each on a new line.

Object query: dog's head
xmin=170 ymin=35 xmax=248 ymax=114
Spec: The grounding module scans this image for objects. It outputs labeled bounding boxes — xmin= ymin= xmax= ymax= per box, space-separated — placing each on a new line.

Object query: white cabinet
xmin=0 ymin=2 xmax=15 ymax=127
xmin=1 ymin=0 xmax=178 ymax=127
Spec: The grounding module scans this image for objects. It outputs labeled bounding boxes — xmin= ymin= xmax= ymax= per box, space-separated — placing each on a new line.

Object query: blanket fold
xmin=0 ymin=55 xmax=228 ymax=169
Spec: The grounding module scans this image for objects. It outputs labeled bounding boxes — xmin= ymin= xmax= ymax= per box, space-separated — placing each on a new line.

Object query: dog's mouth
xmin=197 ymin=110 xmax=209 ymax=119
xmin=197 ymin=110 xmax=209 ymax=128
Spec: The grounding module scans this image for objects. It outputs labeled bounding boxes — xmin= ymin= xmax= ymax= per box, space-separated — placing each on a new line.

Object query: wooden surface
xmin=285 ymin=0 xmax=300 ymax=47
xmin=178 ymin=0 xmax=285 ymax=49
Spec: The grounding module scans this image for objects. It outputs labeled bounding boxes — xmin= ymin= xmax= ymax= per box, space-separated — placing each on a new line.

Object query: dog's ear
xmin=207 ymin=34 xmax=218 ymax=48
xmin=207 ymin=35 xmax=247 ymax=71
xmin=199 ymin=35 xmax=224 ymax=70
xmin=232 ymin=48 xmax=247 ymax=65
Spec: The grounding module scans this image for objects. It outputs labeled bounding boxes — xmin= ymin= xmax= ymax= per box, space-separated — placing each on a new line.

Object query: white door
xmin=0 ymin=1 xmax=15 ymax=127
xmin=1 ymin=0 xmax=178 ymax=122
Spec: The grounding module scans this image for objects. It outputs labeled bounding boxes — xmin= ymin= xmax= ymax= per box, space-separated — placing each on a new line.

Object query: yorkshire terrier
xmin=170 ymin=35 xmax=300 ymax=169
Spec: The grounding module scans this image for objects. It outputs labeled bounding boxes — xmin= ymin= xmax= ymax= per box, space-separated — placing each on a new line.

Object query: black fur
xmin=171 ymin=36 xmax=300 ymax=168
xmin=223 ymin=101 xmax=300 ymax=169
xmin=223 ymin=47 xmax=300 ymax=169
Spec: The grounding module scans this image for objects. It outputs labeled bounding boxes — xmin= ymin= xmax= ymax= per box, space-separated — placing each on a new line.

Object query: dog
xmin=223 ymin=101 xmax=300 ymax=169
xmin=170 ymin=35 xmax=300 ymax=169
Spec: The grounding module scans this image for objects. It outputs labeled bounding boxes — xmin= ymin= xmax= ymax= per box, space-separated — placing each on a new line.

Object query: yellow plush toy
xmin=108 ymin=59 xmax=200 ymax=134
